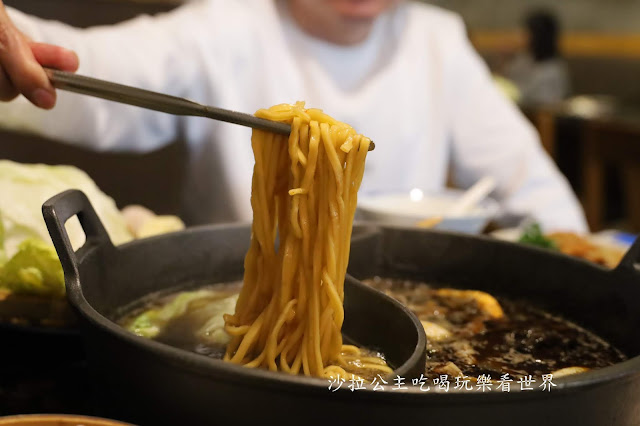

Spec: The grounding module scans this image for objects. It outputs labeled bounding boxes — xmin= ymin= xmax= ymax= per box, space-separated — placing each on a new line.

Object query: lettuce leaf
xmin=0 ymin=160 xmax=134 ymax=260
xmin=0 ymin=239 xmax=64 ymax=298
xmin=128 ymin=290 xmax=221 ymax=338
xmin=0 ymin=210 xmax=6 ymax=265
xmin=127 ymin=290 xmax=238 ymax=344
xmin=0 ymin=160 xmax=135 ymax=297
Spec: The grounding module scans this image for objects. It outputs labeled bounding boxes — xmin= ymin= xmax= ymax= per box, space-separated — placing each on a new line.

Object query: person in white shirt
xmin=0 ymin=0 xmax=587 ymax=231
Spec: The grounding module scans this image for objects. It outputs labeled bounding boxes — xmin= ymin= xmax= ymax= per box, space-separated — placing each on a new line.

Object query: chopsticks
xmin=45 ymin=69 xmax=375 ymax=151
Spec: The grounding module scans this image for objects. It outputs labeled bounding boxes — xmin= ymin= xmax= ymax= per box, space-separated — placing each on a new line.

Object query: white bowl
xmin=357 ymin=189 xmax=499 ymax=234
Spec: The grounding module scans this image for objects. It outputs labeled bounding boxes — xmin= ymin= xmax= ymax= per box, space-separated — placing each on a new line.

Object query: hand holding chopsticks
xmin=45 ymin=68 xmax=375 ymax=151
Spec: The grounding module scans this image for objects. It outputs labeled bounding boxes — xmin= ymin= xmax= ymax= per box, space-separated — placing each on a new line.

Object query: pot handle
xmin=615 ymin=235 xmax=640 ymax=274
xmin=42 ymin=189 xmax=114 ymax=281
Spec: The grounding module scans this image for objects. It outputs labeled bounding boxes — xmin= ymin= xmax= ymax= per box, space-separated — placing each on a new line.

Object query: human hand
xmin=0 ymin=1 xmax=78 ymax=109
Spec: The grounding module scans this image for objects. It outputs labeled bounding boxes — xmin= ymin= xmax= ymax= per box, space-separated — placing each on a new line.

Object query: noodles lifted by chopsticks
xmin=223 ymin=102 xmax=391 ymax=378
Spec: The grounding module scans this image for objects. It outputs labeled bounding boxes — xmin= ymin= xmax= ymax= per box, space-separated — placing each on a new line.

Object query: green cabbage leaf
xmin=127 ymin=290 xmax=238 ymax=345
xmin=0 ymin=239 xmax=64 ymax=297
xmin=0 ymin=160 xmax=134 ymax=296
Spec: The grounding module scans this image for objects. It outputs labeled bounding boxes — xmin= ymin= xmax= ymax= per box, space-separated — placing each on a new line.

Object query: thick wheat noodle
xmin=223 ymin=102 xmax=392 ymax=378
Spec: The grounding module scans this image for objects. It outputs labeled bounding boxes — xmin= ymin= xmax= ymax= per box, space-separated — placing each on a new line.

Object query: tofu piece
xmin=421 ymin=320 xmax=452 ymax=342
xmin=432 ymin=361 xmax=464 ymax=378
xmin=552 ymin=366 xmax=590 ymax=378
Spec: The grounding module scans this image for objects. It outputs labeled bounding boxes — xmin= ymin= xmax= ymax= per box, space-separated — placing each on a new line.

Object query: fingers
xmin=30 ymin=42 xmax=79 ymax=72
xmin=0 ymin=4 xmax=20 ymax=101
xmin=0 ymin=3 xmax=56 ymax=108
xmin=0 ymin=66 xmax=18 ymax=101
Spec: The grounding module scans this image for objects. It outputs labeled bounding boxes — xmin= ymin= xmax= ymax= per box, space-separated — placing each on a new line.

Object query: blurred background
xmin=1 ymin=0 xmax=639 ymax=232
xmin=437 ymin=0 xmax=640 ymax=233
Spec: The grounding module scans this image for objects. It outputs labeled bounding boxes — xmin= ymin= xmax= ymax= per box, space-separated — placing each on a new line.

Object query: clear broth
xmin=119 ymin=282 xmax=390 ymax=380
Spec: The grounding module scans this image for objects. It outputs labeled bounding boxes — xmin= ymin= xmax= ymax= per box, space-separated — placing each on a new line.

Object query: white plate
xmin=357 ymin=189 xmax=499 ymax=234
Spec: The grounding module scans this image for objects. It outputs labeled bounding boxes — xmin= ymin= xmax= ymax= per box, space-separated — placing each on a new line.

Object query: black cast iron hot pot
xmin=43 ymin=190 xmax=640 ymax=425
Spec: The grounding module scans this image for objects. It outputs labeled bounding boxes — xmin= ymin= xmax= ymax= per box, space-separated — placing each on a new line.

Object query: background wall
xmin=425 ymin=0 xmax=640 ymax=33
xmin=4 ymin=0 xmax=178 ymax=27
xmin=421 ymin=0 xmax=640 ymax=100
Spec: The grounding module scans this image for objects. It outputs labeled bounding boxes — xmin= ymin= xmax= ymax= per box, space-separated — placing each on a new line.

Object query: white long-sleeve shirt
xmin=1 ymin=0 xmax=588 ymax=231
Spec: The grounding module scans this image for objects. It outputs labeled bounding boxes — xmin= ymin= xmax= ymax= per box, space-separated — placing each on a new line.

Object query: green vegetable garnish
xmin=518 ymin=223 xmax=558 ymax=250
